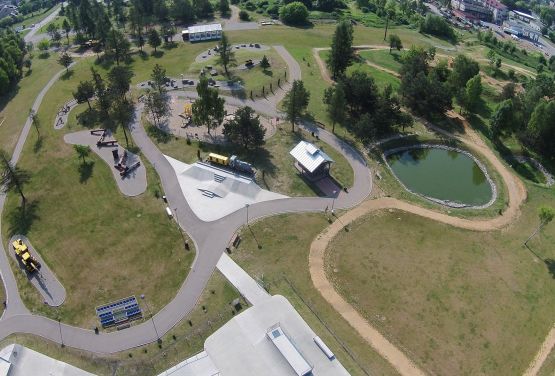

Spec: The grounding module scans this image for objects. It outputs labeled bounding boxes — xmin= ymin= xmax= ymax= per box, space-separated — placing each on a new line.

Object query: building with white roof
xmin=504 ymin=10 xmax=542 ymax=41
xmin=182 ymin=23 xmax=222 ymax=43
xmin=289 ymin=141 xmax=334 ymax=180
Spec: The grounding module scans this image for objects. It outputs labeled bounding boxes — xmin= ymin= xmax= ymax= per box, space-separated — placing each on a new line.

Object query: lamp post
xmin=245 ymin=203 xmax=250 ymax=226
xmin=141 ymin=294 xmax=160 ymax=344
xmin=331 ymin=190 xmax=337 ymax=215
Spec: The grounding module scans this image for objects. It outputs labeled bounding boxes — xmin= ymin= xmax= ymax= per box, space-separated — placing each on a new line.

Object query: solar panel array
xmin=96 ymin=296 xmax=142 ymax=328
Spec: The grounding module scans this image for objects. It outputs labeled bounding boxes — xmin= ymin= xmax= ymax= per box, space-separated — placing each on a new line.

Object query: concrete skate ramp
xmin=166 ymin=156 xmax=287 ymax=222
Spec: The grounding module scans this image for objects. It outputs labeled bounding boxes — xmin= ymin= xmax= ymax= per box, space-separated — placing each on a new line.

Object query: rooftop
xmin=188 ymin=23 xmax=222 ymax=34
xmin=511 ymin=10 xmax=536 ymax=20
xmin=289 ymin=141 xmax=334 ymax=173
xmin=204 ymin=295 xmax=350 ymax=376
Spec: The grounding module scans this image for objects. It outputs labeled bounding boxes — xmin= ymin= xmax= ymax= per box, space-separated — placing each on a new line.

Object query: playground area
xmin=164 ymin=96 xmax=277 ymax=143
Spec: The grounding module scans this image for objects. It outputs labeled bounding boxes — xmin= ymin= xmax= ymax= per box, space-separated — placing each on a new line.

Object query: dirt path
xmin=523 ymin=324 xmax=555 ymax=376
xmin=310 ymin=47 xmax=532 ymax=375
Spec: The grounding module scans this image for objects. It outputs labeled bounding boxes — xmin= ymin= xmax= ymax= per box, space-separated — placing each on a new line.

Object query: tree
xmin=260 ymin=55 xmax=270 ymax=70
xmin=73 ymin=144 xmax=90 ymax=164
xmin=217 ymin=32 xmax=236 ymax=77
xmin=37 ymin=39 xmax=50 ymax=54
xmin=105 ymin=29 xmax=131 ymax=65
xmin=223 ymin=106 xmax=266 ymax=150
xmin=239 ymin=10 xmax=249 ymax=20
xmin=524 ymin=206 xmax=555 ymax=245
xmin=0 ymin=149 xmax=29 ymax=205
xmin=151 ymin=64 xmax=167 ymax=94
xmin=110 ymin=97 xmax=135 ymax=146
xmin=219 ymin=0 xmax=230 ymax=15
xmin=108 ymin=65 xmax=134 ymax=99
xmin=526 ymin=100 xmax=555 ymax=157
xmin=487 ymin=49 xmax=496 ymax=67
xmin=62 ymin=19 xmax=72 ymax=44
xmin=171 ymin=0 xmax=195 ymax=24
xmin=192 ymin=76 xmax=225 ymax=134
xmin=46 ymin=23 xmax=58 ymax=39
xmin=326 ymin=20 xmax=354 ymax=79
xmin=58 ymin=52 xmax=74 ymax=72
xmin=449 ymin=54 xmax=479 ymax=95
xmin=145 ymin=89 xmax=171 ymax=126
xmin=29 ymin=109 xmax=40 ymax=136
xmin=148 ymin=29 xmax=162 ymax=53
xmin=283 ymin=80 xmax=310 ymax=131
xmin=388 ymin=34 xmax=402 ymax=53
xmin=490 ymin=99 xmax=514 ymax=138
xmin=280 ymin=2 xmax=309 ymax=25
xmin=323 ymin=83 xmax=346 ymax=133
xmin=461 ymin=74 xmax=482 ymax=114
xmin=73 ymin=80 xmax=95 ymax=110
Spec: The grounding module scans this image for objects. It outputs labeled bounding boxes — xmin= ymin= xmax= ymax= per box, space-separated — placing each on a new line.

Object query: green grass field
xmin=0 ymin=270 xmax=245 ymax=375
xmin=358 ymin=49 xmax=403 ymax=73
xmin=326 ymin=183 xmax=555 ymax=375
xmin=1 ymin=56 xmax=194 ymax=327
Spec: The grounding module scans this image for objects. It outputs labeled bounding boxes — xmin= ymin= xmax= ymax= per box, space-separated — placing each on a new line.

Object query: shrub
xmin=419 ymin=14 xmax=456 ymax=42
xmin=244 ymin=1 xmax=256 ymax=10
xmin=239 ymin=9 xmax=250 ymax=20
xmin=279 ymin=2 xmax=309 ymax=25
xmin=267 ymin=4 xmax=279 ymax=17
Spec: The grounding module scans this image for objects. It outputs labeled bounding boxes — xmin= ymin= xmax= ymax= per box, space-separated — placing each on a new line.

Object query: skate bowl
xmin=166 ymin=156 xmax=287 ymax=221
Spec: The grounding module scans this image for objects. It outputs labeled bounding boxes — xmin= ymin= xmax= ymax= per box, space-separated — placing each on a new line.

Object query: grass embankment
xmin=188 ymin=47 xmax=288 ymax=94
xmin=149 ymin=123 xmax=354 ymax=196
xmin=1 ymin=57 xmax=194 ymax=327
xmin=231 ymin=213 xmax=399 ymax=375
xmin=0 ymin=271 xmax=246 ymax=376
xmin=326 ymin=184 xmax=555 ymax=375
xmin=0 ymin=54 xmax=59 ymax=153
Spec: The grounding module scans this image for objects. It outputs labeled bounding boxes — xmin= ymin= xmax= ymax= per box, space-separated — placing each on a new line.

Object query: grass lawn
xmin=231 ymin=213 xmax=399 ymax=375
xmin=1 ymin=57 xmax=194 ymax=327
xmin=347 ymin=61 xmax=401 ymax=90
xmin=148 ymin=122 xmax=354 ymax=196
xmin=37 ymin=15 xmax=67 ymax=34
xmin=0 ymin=54 xmax=60 ymax=154
xmin=538 ymin=345 xmax=555 ymax=376
xmin=0 ymin=270 xmax=246 ymax=376
xmin=358 ymin=49 xmax=403 ymax=73
xmin=326 ymin=183 xmax=555 ymax=375
xmin=187 ymin=47 xmax=288 ymax=95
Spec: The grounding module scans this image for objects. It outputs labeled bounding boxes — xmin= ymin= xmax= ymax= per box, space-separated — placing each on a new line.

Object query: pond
xmin=385 ymin=146 xmax=495 ymax=208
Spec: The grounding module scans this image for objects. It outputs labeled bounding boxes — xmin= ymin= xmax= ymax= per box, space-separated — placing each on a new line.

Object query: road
xmin=23 ymin=5 xmax=61 ymax=44
xmin=0 ymin=45 xmax=372 ymax=354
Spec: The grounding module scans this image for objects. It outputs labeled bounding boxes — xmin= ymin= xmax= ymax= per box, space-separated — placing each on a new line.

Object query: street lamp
xmin=331 ymin=190 xmax=337 ymax=215
xmin=140 ymin=294 xmax=161 ymax=344
xmin=245 ymin=203 xmax=250 ymax=226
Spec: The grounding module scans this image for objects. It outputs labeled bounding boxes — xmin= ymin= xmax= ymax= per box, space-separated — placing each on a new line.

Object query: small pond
xmin=385 ymin=146 xmax=495 ymax=208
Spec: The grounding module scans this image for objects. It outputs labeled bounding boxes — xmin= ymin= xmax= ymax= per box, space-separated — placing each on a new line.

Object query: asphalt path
xmin=0 ymin=45 xmax=372 ymax=353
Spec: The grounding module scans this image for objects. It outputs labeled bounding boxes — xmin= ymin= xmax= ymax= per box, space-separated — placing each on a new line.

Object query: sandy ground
xmin=159 ymin=96 xmax=277 ymax=143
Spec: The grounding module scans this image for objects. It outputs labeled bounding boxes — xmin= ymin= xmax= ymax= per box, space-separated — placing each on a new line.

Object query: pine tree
xmin=326 ymin=20 xmax=353 ymax=79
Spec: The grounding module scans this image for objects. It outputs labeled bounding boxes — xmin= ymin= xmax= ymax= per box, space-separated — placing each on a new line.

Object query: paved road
xmin=0 ymin=45 xmax=371 ymax=353
xmin=24 ymin=5 xmax=61 ymax=44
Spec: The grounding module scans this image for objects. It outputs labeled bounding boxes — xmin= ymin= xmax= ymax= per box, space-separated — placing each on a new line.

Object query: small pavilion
xmin=289 ymin=141 xmax=334 ymax=181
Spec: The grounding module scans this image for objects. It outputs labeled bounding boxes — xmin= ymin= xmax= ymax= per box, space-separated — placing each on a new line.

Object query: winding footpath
xmin=0 ymin=34 xmax=546 ymax=376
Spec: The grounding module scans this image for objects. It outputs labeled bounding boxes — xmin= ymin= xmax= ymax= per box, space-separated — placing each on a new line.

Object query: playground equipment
xmin=207 ymin=152 xmax=254 ymax=175
xmin=12 ymin=239 xmax=41 ymax=273
xmin=114 ymin=149 xmax=141 ymax=177
xmin=180 ymin=103 xmax=193 ymax=127
xmin=91 ymin=129 xmax=117 ymax=147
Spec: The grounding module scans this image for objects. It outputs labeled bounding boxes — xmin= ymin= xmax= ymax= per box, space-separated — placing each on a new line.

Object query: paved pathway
xmin=216 ymin=254 xmax=270 ymax=305
xmin=8 ymin=236 xmax=66 ymax=307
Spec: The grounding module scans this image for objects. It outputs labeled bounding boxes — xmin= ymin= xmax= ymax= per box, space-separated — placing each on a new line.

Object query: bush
xmin=280 ymin=2 xmax=309 ymax=25
xmin=230 ymin=0 xmax=240 ymax=4
xmin=239 ymin=9 xmax=250 ymax=20
xmin=267 ymin=4 xmax=279 ymax=17
xmin=244 ymin=1 xmax=256 ymax=10
xmin=419 ymin=14 xmax=456 ymax=42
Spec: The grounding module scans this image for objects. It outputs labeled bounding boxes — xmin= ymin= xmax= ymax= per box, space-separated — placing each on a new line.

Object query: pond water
xmin=386 ymin=147 xmax=494 ymax=207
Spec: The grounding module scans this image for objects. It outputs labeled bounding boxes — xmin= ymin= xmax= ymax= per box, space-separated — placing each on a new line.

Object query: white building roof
xmin=188 ymin=24 xmax=222 ymax=34
xmin=204 ymin=295 xmax=350 ymax=376
xmin=512 ymin=10 xmax=536 ymax=20
xmin=267 ymin=325 xmax=312 ymax=376
xmin=289 ymin=141 xmax=333 ymax=173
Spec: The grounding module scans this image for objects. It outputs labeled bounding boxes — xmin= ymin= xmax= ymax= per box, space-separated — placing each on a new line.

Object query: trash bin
xmin=112 ymin=149 xmax=119 ymax=160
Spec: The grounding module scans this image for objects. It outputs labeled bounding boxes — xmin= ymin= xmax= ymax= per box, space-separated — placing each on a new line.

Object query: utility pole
xmin=141 ymin=294 xmax=160 ymax=344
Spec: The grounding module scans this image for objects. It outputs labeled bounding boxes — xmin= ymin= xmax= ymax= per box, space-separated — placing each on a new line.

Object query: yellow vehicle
xmin=207 ymin=153 xmax=229 ymax=166
xmin=12 ymin=239 xmax=41 ymax=273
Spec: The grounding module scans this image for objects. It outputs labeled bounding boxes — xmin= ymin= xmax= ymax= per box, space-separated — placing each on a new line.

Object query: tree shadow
xmin=60 ymin=70 xmax=74 ymax=80
xmin=7 ymin=200 xmax=40 ymax=237
xmin=163 ymin=41 xmax=178 ymax=50
xmin=152 ymin=50 xmax=165 ymax=58
xmin=33 ymin=135 xmax=43 ymax=154
xmin=262 ymin=69 xmax=273 ymax=77
xmin=138 ymin=50 xmax=149 ymax=61
xmin=545 ymin=259 xmax=555 ymax=279
xmin=76 ymin=108 xmax=99 ymax=128
xmin=25 ymin=69 xmax=33 ymax=76
xmin=146 ymin=124 xmax=172 ymax=143
xmin=78 ymin=161 xmax=95 ymax=183
xmin=38 ymin=52 xmax=50 ymax=59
